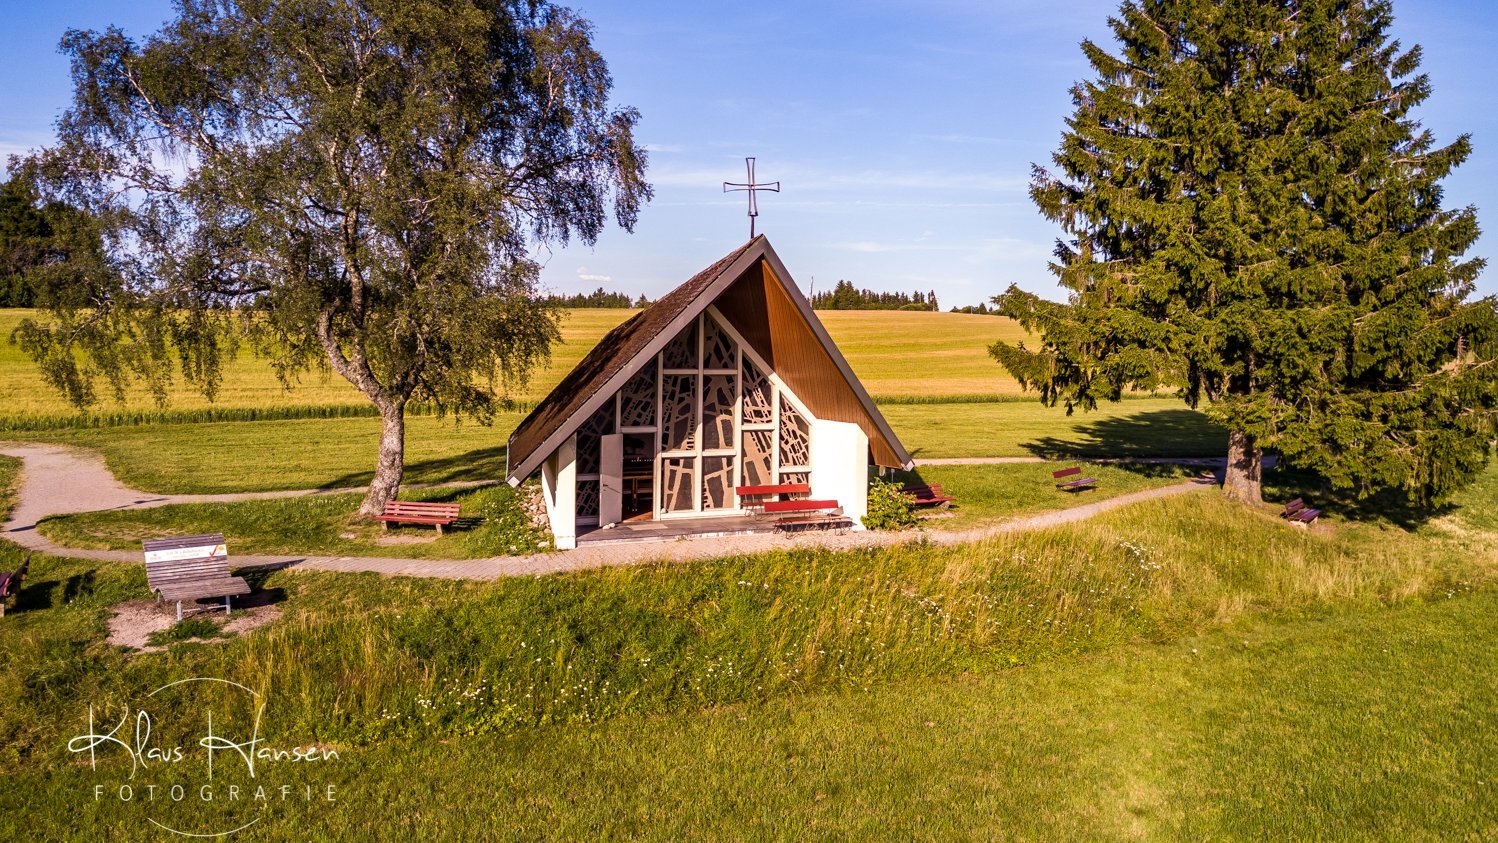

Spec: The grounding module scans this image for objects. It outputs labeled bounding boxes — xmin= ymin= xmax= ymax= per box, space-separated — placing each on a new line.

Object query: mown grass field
xmin=0 ymin=308 xmax=1029 ymax=428
xmin=2 ymin=454 xmax=1496 ymax=838
xmin=12 ymin=398 xmax=1220 ymax=495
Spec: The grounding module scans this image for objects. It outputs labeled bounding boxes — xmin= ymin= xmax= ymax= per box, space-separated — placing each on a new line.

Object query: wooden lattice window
xmin=661 ymin=457 xmax=695 ymax=513
xmin=741 ymin=358 xmax=773 ymax=425
xmin=702 ymin=374 xmax=735 ymax=451
xmin=779 ymin=397 xmax=811 ymax=469
xmin=661 ymin=374 xmax=697 ymax=452
xmin=702 ymin=456 xmax=734 ymax=510
xmin=740 ymin=429 xmax=774 ymax=487
xmin=703 ymin=315 xmax=736 ymax=370
xmin=577 ymin=479 xmax=600 ymax=518
xmin=619 ymin=360 xmax=657 ymax=428
xmin=575 ymin=403 xmax=614 ymax=476
xmin=662 ymin=320 xmax=698 ymax=370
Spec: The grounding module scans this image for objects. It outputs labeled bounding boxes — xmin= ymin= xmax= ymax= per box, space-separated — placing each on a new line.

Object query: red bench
xmin=374 ymin=501 xmax=461 ymax=534
xmin=902 ymin=483 xmax=955 ymax=508
xmin=0 ymin=553 xmax=29 ymax=618
xmin=735 ymin=483 xmax=844 ymax=529
xmin=1053 ymin=466 xmax=1098 ymax=492
xmin=761 ymin=499 xmax=841 ymax=515
xmin=1282 ymin=498 xmax=1322 ymax=525
xmin=736 ymin=483 xmax=811 ymax=502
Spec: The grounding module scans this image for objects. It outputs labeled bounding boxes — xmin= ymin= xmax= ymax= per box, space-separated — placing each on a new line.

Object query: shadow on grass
xmin=1263 ymin=467 xmax=1455 ymax=531
xmin=1019 ymin=410 xmax=1228 ymax=459
xmin=318 ymin=445 xmax=510 ymax=490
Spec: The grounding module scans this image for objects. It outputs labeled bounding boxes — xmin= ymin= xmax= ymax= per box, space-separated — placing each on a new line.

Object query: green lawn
xmin=886 ymin=398 xmax=1227 ymax=459
xmin=902 ymin=461 xmax=1201 ymax=527
xmin=11 ymin=399 xmax=1221 ymax=496
xmin=3 ymin=451 xmax=1498 ymax=837
xmin=37 ymin=484 xmax=552 ymax=558
xmin=38 ymin=462 xmax=1197 ymax=557
xmin=13 ymin=414 xmax=525 ymax=493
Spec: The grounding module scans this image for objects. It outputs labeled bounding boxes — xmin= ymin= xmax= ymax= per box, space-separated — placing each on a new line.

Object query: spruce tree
xmin=992 ymin=0 xmax=1498 ymax=505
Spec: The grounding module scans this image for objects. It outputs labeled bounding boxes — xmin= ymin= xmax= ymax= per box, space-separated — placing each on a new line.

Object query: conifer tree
xmin=992 ymin=0 xmax=1498 ymax=505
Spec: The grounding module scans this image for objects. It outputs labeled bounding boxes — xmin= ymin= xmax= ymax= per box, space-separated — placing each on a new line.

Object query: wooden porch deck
xmin=576 ymin=515 xmax=779 ymax=546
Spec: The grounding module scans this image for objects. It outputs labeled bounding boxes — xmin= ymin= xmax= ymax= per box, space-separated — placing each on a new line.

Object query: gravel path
xmin=0 ymin=441 xmax=1218 ymax=581
xmin=919 ymin=455 xmax=1276 ymax=467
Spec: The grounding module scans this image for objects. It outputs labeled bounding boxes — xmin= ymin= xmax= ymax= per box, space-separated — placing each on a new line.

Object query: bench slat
xmin=735 ymin=483 xmax=811 ymax=497
xmin=761 ymin=499 xmax=840 ymax=514
xmin=373 ymin=515 xmax=454 ymax=525
xmin=155 ymin=579 xmax=251 ymax=601
xmin=143 ymin=533 xmax=226 ymax=552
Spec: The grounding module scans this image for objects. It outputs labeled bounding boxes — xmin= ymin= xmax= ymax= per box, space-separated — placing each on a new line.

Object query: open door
xmin=600 ymin=433 xmax=623 ymax=527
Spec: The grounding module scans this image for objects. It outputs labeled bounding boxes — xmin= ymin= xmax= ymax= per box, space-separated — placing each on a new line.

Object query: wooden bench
xmin=142 ymin=534 xmax=251 ymax=621
xmin=1053 ymin=466 xmax=1098 ymax=492
xmin=736 ymin=483 xmax=811 ymax=505
xmin=761 ymin=499 xmax=842 ymax=516
xmin=1282 ymin=497 xmax=1322 ymax=525
xmin=901 ymin=483 xmax=955 ymax=508
xmin=774 ymin=514 xmax=854 ymax=533
xmin=374 ymin=501 xmax=461 ymax=534
xmin=0 ymin=553 xmax=29 ymax=618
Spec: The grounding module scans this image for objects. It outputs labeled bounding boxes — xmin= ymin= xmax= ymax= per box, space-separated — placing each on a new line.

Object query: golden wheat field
xmin=0 ymin=308 xmax=1031 ymax=424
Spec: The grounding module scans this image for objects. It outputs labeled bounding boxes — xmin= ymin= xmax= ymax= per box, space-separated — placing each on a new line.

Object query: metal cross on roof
xmin=723 ymin=157 xmax=780 ymax=239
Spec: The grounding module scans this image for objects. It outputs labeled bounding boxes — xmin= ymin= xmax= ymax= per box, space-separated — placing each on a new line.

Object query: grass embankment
xmin=3 ymin=457 xmax=1497 ymax=837
xmin=12 ymin=594 xmax=1493 ymax=839
xmin=0 ymin=309 xmax=1032 ymax=430
xmin=6 ymin=464 xmax=1495 ymax=764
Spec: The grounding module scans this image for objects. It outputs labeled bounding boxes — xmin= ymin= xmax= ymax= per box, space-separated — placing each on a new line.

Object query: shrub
xmin=863 ymin=478 xmax=918 ymax=531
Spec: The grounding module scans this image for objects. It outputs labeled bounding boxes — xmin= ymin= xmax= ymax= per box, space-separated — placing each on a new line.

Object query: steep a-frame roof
xmin=506 ymin=236 xmax=913 ymax=484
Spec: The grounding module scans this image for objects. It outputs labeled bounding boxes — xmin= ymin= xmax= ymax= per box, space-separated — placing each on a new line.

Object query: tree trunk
xmin=360 ymin=401 xmax=406 ymax=515
xmin=1222 ymin=428 xmax=1263 ymax=505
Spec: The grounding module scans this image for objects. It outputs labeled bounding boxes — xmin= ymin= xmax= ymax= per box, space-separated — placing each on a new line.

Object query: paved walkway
xmin=0 ymin=442 xmax=1219 ymax=581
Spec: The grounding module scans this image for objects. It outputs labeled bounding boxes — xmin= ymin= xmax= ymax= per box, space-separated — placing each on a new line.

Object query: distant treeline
xmin=949 ymin=302 xmax=1003 ymax=315
xmin=811 ymin=280 xmax=939 ymax=311
xmin=546 ymin=287 xmax=650 ymax=308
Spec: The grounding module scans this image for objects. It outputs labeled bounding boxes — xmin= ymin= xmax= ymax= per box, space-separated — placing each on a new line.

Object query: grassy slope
xmin=0 ymin=308 xmax=1026 ymax=426
xmin=3 ymin=455 xmax=1498 ymax=837
xmin=40 ymin=593 xmax=1493 ymax=841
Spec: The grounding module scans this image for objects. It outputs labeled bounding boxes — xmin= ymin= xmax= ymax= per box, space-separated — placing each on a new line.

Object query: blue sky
xmin=2 ymin=0 xmax=1494 ymax=305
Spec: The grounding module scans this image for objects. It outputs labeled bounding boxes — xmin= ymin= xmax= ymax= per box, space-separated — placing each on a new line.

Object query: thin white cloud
xmin=576 ymin=266 xmax=612 ymax=283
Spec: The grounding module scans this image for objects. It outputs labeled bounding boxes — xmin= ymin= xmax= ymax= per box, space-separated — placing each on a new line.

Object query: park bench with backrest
xmin=1282 ymin=498 xmax=1322 ymax=525
xmin=735 ymin=483 xmax=845 ymax=529
xmin=374 ymin=501 xmax=461 ymax=534
xmin=142 ymin=534 xmax=251 ymax=620
xmin=0 ymin=552 xmax=30 ymax=618
xmin=901 ymin=483 xmax=955 ymax=508
xmin=1053 ymin=466 xmax=1098 ymax=492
